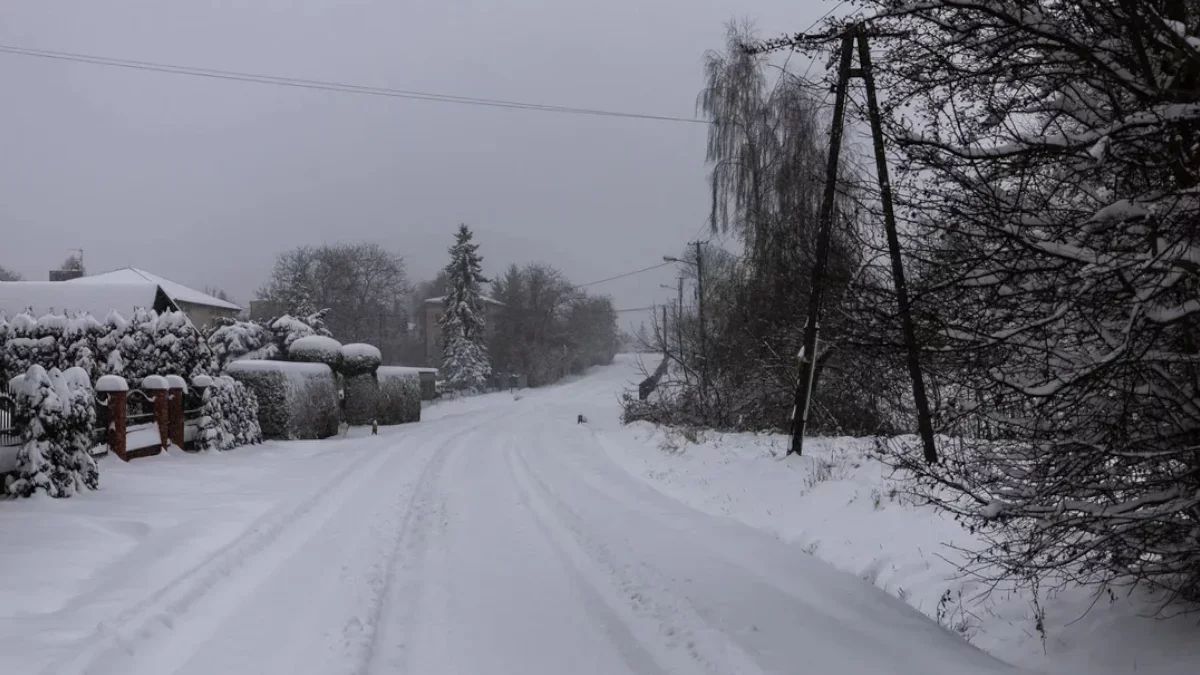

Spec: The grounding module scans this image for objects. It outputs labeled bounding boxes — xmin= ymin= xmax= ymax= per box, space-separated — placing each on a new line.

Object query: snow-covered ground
xmin=600 ymin=359 xmax=1200 ymax=675
xmin=2 ymin=354 xmax=1173 ymax=674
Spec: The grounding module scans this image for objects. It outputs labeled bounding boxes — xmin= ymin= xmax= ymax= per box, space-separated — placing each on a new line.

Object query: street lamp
xmin=662 ymin=255 xmax=696 ymax=266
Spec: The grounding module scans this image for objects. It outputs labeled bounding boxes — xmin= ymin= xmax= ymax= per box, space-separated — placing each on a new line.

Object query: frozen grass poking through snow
xmin=600 ymin=422 xmax=1200 ymax=675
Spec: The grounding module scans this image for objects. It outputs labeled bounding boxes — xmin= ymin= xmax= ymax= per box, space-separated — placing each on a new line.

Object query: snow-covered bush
xmin=205 ymin=318 xmax=276 ymax=370
xmin=343 ymin=373 xmax=379 ymax=425
xmin=196 ymin=375 xmax=262 ymax=451
xmin=270 ymin=313 xmax=331 ymax=353
xmin=377 ymin=367 xmax=421 ymax=425
xmin=147 ymin=310 xmax=206 ymax=379
xmin=5 ymin=365 xmax=98 ymax=498
xmin=226 ymin=360 xmax=341 ymax=439
xmin=0 ymin=312 xmax=40 ymax=383
xmin=96 ymin=310 xmax=130 ymax=378
xmin=339 ymin=343 xmax=381 ymax=378
xmin=287 ymin=335 xmax=343 ymax=370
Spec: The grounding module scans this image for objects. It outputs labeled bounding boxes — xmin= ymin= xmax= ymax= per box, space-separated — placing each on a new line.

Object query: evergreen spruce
xmin=438 ymin=224 xmax=491 ymax=391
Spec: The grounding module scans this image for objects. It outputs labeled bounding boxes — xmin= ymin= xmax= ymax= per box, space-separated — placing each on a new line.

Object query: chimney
xmin=49 ymin=270 xmax=84 ymax=282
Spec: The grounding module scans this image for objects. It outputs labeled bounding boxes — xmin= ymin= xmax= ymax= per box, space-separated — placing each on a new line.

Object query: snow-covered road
xmin=4 ymin=357 xmax=1016 ymax=675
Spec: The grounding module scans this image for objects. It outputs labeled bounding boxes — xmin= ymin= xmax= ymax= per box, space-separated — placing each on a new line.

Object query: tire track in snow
xmin=43 ymin=419 xmax=482 ymax=675
xmin=504 ymin=438 xmax=767 ymax=675
xmin=41 ymin=438 xmax=400 ymax=675
xmin=341 ymin=414 xmax=469 ymax=675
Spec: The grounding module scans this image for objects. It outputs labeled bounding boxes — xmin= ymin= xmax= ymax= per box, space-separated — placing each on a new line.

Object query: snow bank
xmin=92 ymin=375 xmax=125 ymax=393
xmin=165 ymin=375 xmax=187 ymax=391
xmin=191 ymin=375 xmax=213 ymax=389
xmin=602 ymin=425 xmax=1200 ymax=675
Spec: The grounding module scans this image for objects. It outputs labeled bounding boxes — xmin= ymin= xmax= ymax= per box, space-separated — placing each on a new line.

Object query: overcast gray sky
xmin=0 ymin=0 xmax=829 ymax=331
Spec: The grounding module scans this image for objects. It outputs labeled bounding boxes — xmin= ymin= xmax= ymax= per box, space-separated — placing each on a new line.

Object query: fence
xmin=0 ymin=393 xmax=18 ymax=449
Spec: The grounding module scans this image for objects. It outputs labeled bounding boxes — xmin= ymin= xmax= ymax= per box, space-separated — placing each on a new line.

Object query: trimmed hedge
xmin=377 ymin=367 xmax=421 ymax=425
xmin=226 ymin=360 xmax=341 ymax=439
xmin=343 ymin=374 xmax=379 ymax=426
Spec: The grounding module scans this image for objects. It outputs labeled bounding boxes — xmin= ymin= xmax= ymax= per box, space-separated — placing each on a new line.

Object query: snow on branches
xmin=842 ymin=0 xmax=1200 ymax=605
xmin=439 ymin=224 xmax=491 ymax=391
xmin=5 ymin=365 xmax=98 ymax=498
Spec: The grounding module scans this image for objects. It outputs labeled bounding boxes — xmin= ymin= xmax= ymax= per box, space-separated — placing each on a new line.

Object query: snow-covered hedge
xmin=339 ymin=343 xmax=381 ymax=377
xmin=288 ymin=335 xmax=343 ymax=370
xmin=196 ymin=375 xmax=262 ymax=451
xmin=0 ymin=308 xmax=208 ymax=388
xmin=225 ymin=360 xmax=341 ymax=440
xmin=377 ymin=367 xmax=421 ymax=425
xmin=343 ymin=374 xmax=379 ymax=426
xmin=5 ymin=365 xmax=99 ymax=498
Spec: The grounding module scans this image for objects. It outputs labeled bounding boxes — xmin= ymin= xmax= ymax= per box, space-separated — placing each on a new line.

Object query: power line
xmin=0 ymin=43 xmax=710 ymax=125
xmin=576 ymin=261 xmax=674 ymax=288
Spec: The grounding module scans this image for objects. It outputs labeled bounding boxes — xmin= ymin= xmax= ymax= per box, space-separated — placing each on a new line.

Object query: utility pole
xmin=694 ymin=241 xmax=708 ymax=414
xmin=661 ymin=305 xmax=669 ymax=356
xmin=677 ymin=277 xmax=684 ymax=361
xmin=789 ymin=24 xmax=938 ymax=464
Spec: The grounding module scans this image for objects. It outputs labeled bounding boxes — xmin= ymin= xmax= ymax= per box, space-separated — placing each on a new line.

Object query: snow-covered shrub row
xmin=225 ymin=360 xmax=341 ymax=440
xmin=377 ymin=367 xmax=421 ymax=425
xmin=5 ymin=365 xmax=99 ymax=498
xmin=0 ymin=308 xmax=208 ymax=388
xmin=196 ymin=375 xmax=262 ymax=451
xmin=342 ymin=373 xmax=378 ymax=426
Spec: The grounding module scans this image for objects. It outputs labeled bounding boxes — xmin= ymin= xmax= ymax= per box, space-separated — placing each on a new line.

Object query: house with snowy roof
xmin=422 ymin=295 xmax=505 ymax=366
xmin=0 ymin=267 xmax=241 ymax=330
xmin=63 ymin=268 xmax=242 ymax=329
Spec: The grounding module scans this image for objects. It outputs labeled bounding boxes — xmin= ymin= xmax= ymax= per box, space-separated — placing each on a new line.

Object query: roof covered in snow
xmin=423 ymin=295 xmax=505 ymax=307
xmin=66 ymin=268 xmax=241 ymax=311
xmin=0 ymin=281 xmax=169 ymax=320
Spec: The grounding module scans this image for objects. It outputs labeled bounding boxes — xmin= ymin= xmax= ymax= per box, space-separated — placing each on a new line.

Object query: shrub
xmin=339 ymin=343 xmax=381 ymax=378
xmin=196 ymin=375 xmax=263 ymax=451
xmin=377 ymin=367 xmax=421 ymax=425
xmin=226 ymin=360 xmax=341 ymax=440
xmin=6 ymin=365 xmax=98 ymax=498
xmin=288 ymin=335 xmax=343 ymax=371
xmin=343 ymin=373 xmax=379 ymax=425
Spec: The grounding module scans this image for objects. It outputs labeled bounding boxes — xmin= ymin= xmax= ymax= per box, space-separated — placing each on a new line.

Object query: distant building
xmin=64 ymin=268 xmax=242 ymax=329
xmin=248 ymin=300 xmax=287 ymax=322
xmin=422 ymin=295 xmax=505 ymax=366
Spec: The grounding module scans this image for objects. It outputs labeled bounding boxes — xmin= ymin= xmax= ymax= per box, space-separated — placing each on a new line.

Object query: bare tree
xmin=203 ymin=286 xmax=235 ymax=304
xmin=787 ymin=0 xmax=1200 ymax=608
xmin=624 ymin=22 xmax=881 ymax=433
xmin=60 ymin=254 xmax=85 ymax=275
xmin=257 ymin=243 xmax=411 ymax=361
xmin=0 ymin=264 xmax=21 ymax=282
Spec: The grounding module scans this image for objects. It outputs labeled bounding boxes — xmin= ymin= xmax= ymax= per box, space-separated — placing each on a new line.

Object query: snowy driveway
xmin=2 ymin=358 xmax=1016 ymax=675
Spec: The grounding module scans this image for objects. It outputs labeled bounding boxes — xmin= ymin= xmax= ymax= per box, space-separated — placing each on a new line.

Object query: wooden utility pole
xmin=676 ymin=277 xmax=684 ymax=362
xmin=661 ymin=305 xmax=669 ymax=355
xmin=790 ymin=24 xmax=938 ymax=464
xmin=695 ymin=241 xmax=708 ymax=412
